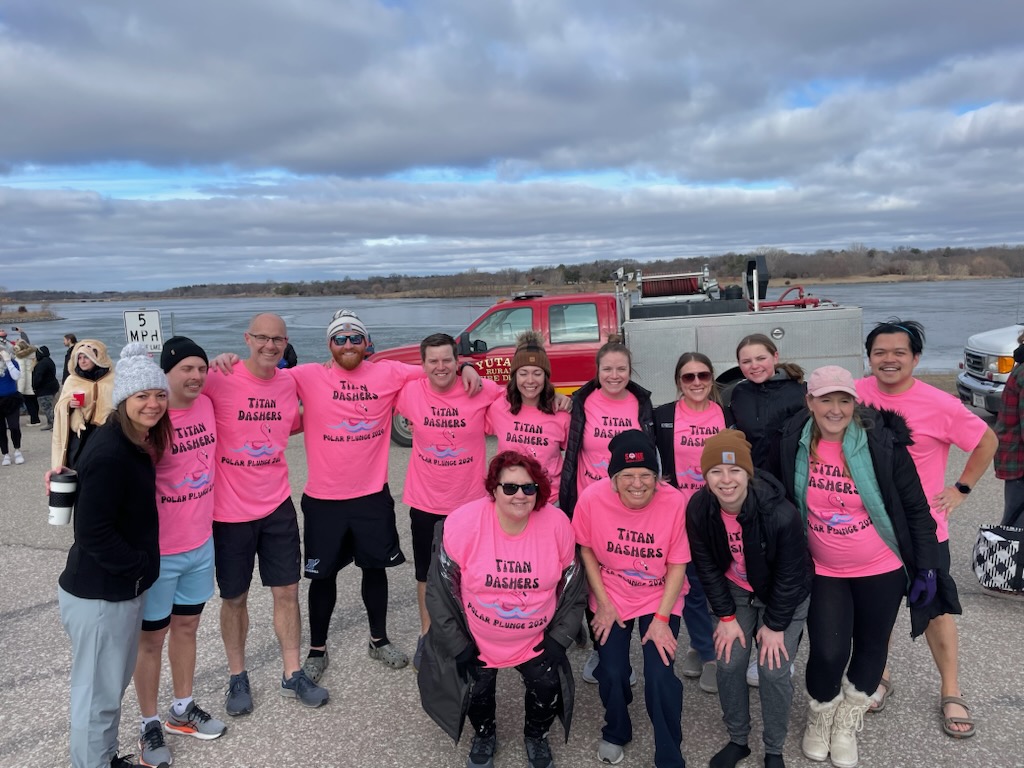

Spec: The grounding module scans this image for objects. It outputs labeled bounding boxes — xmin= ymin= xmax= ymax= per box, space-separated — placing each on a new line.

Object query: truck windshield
xmin=470 ymin=306 xmax=534 ymax=350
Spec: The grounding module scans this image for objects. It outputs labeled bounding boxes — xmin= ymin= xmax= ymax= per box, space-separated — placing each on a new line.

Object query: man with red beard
xmin=288 ymin=311 xmax=482 ymax=684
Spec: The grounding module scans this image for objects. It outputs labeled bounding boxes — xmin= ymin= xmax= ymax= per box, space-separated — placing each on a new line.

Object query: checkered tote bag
xmin=973 ymin=525 xmax=1024 ymax=593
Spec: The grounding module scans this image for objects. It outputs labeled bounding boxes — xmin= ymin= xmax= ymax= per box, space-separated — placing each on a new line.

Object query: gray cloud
xmin=1 ymin=0 xmax=1023 ymax=290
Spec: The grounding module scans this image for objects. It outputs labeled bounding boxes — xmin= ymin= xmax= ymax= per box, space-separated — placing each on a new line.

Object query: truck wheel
xmin=391 ymin=413 xmax=413 ymax=447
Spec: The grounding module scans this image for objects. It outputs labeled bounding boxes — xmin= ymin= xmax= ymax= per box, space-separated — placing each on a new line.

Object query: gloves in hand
xmin=454 ymin=643 xmax=484 ymax=679
xmin=0 ymin=348 xmax=11 ymax=363
xmin=532 ymin=634 xmax=568 ymax=665
xmin=909 ymin=569 xmax=937 ymax=608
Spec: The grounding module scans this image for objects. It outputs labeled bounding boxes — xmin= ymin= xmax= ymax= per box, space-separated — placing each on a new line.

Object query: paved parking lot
xmin=2 ymin=410 xmax=1022 ymax=768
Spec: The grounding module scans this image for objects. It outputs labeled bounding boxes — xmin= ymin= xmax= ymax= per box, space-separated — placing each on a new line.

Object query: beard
xmin=334 ymin=349 xmax=366 ymax=371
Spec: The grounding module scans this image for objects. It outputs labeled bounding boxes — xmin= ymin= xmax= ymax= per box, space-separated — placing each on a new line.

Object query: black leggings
xmin=0 ymin=401 xmax=21 ymax=454
xmin=804 ymin=568 xmax=905 ymax=702
xmin=308 ymin=566 xmax=388 ymax=646
xmin=468 ymin=653 xmax=561 ymax=739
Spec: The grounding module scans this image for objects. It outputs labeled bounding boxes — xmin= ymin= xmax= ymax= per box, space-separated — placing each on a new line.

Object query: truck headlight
xmin=997 ymin=355 xmax=1014 ymax=375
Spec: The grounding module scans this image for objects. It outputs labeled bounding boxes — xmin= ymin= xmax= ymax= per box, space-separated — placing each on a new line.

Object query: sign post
xmin=124 ymin=310 xmax=163 ymax=353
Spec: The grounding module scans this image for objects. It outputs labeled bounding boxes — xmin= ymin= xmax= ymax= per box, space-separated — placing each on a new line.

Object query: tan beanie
xmin=701 ymin=429 xmax=754 ymax=478
xmin=510 ymin=330 xmax=551 ymax=377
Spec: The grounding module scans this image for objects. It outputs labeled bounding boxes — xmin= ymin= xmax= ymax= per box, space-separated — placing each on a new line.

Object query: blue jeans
xmin=682 ymin=562 xmax=715 ymax=662
xmin=596 ymin=613 xmax=684 ymax=768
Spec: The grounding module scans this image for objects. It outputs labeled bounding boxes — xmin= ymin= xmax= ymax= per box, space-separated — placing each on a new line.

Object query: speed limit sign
xmin=124 ymin=310 xmax=163 ymax=353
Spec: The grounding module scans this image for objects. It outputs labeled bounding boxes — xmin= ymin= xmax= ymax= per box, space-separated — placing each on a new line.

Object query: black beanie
xmin=161 ymin=336 xmax=209 ymax=373
xmin=607 ymin=430 xmax=659 ymax=477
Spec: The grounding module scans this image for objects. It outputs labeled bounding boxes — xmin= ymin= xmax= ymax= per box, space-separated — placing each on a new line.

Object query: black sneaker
xmin=111 ymin=755 xmax=142 ymax=768
xmin=225 ymin=670 xmax=254 ymax=716
xmin=467 ymin=732 xmax=498 ymax=768
xmin=524 ymin=735 xmax=554 ymax=768
xmin=280 ymin=669 xmax=329 ymax=708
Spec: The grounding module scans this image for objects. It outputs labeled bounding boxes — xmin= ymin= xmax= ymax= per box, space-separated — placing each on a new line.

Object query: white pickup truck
xmin=956 ymin=324 xmax=1024 ymax=413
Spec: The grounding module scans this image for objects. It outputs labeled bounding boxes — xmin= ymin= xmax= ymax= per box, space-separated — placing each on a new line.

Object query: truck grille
xmin=964 ymin=350 xmax=986 ymax=376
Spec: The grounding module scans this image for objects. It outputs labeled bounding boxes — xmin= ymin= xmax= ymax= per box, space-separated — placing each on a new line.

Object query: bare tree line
xmin=5 ymin=244 xmax=1022 ymax=302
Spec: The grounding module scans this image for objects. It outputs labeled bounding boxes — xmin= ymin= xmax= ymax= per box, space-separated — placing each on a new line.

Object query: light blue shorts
xmin=143 ymin=537 xmax=216 ymax=623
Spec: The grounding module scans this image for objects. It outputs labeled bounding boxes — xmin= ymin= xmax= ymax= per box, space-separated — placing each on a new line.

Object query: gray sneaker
xmin=280 ymin=669 xmax=329 ymax=708
xmin=597 ymin=739 xmax=624 ymax=765
xmin=302 ymin=650 xmax=329 ymax=684
xmin=680 ymin=648 xmax=702 ymax=678
xmin=368 ymin=639 xmax=409 ymax=669
xmin=699 ymin=660 xmax=718 ymax=693
xmin=164 ymin=701 xmax=226 ymax=740
xmin=225 ymin=670 xmax=253 ymax=716
xmin=582 ymin=650 xmax=637 ymax=686
xmin=466 ymin=732 xmax=498 ymax=768
xmin=138 ymin=720 xmax=172 ymax=768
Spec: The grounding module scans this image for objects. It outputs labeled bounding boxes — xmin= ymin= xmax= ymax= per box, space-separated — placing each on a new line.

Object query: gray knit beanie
xmin=113 ymin=342 xmax=170 ymax=407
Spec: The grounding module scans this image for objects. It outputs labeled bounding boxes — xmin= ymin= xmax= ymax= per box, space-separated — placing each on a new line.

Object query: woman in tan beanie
xmin=686 ymin=429 xmax=812 ymax=768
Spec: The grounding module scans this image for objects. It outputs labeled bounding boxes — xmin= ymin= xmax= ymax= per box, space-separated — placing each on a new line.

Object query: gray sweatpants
xmin=716 ymin=581 xmax=809 ymax=754
xmin=58 ymin=586 xmax=146 ymax=768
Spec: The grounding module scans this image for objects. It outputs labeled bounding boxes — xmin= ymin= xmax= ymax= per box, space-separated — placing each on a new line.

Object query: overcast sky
xmin=2 ymin=1 xmax=1023 ymax=291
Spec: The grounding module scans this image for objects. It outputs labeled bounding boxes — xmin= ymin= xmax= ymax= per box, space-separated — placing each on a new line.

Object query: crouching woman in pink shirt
xmin=572 ymin=430 xmax=690 ymax=768
xmin=419 ymin=451 xmax=586 ymax=768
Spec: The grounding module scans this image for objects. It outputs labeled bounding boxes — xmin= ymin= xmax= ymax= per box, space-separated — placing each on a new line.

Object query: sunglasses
xmin=679 ymin=371 xmax=712 ymax=383
xmin=331 ymin=334 xmax=366 ymax=346
xmin=500 ymin=482 xmax=538 ymax=496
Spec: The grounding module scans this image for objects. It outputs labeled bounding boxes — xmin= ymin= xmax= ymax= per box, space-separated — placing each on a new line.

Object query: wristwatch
xmin=954 ymin=481 xmax=972 ymax=495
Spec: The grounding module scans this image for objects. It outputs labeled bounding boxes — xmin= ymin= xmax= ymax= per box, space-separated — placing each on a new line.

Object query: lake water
xmin=8 ymin=277 xmax=1022 ymax=372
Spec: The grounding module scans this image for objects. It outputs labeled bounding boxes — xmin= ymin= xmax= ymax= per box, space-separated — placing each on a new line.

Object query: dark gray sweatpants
xmin=715 ymin=582 xmax=809 ymax=755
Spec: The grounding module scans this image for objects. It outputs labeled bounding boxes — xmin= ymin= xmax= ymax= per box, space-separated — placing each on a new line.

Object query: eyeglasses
xmin=500 ymin=482 xmax=538 ymax=496
xmin=248 ymin=333 xmax=288 ymax=346
xmin=331 ymin=334 xmax=366 ymax=346
xmin=679 ymin=371 xmax=712 ymax=383
xmin=617 ymin=472 xmax=656 ymax=484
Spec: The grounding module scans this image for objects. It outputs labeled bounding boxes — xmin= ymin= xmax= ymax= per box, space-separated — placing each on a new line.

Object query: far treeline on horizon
xmin=3 ymin=244 xmax=1023 ymax=304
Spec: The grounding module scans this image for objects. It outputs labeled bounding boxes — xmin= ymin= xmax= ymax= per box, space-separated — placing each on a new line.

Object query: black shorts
xmin=931 ymin=538 xmax=963 ymax=617
xmin=410 ymin=507 xmax=446 ymax=582
xmin=212 ymin=498 xmax=301 ymax=600
xmin=300 ymin=486 xmax=406 ymax=577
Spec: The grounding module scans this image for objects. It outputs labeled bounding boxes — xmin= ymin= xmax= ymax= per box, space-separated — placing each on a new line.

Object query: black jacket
xmin=559 ymin=379 xmax=655 ymax=515
xmin=57 ymin=419 xmax=160 ymax=602
xmin=776 ymin=406 xmax=939 ymax=636
xmin=726 ymin=372 xmax=806 ymax=470
xmin=32 ymin=347 xmax=60 ymax=397
xmin=419 ymin=519 xmax=587 ymax=743
xmin=686 ymin=471 xmax=813 ymax=631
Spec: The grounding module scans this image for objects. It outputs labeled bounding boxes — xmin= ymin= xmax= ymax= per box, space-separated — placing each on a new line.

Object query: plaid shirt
xmin=995 ymin=364 xmax=1024 ymax=480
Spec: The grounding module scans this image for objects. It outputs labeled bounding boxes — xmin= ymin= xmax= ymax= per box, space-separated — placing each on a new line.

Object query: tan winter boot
xmin=801 ymin=691 xmax=843 ymax=762
xmin=830 ymin=677 xmax=872 ymax=768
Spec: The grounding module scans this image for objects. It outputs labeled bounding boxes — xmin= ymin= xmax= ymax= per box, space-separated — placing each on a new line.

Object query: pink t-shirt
xmin=444 ymin=498 xmax=576 ymax=668
xmin=156 ymin=395 xmax=217 ymax=555
xmin=571 ymin=480 xmax=690 ymax=620
xmin=856 ymin=376 xmax=989 ymax=542
xmin=203 ymin=362 xmax=300 ymax=523
xmin=577 ymin=389 xmax=640 ymax=497
xmin=672 ymin=400 xmax=725 ymax=506
xmin=288 ymin=359 xmax=420 ymax=500
xmin=397 ymin=378 xmax=503 ymax=515
xmin=805 ymin=439 xmax=903 ymax=577
xmin=487 ymin=399 xmax=570 ymax=499
xmin=721 ymin=511 xmax=753 ymax=591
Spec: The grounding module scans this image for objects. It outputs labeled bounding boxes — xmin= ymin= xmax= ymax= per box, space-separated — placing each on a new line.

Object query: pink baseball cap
xmin=807 ymin=365 xmax=858 ymax=398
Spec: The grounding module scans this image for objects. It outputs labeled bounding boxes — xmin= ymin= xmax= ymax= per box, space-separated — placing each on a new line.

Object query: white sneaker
xmin=13 ymin=450 xmax=24 ymax=465
xmin=1 ymin=455 xmax=10 ymax=467
xmin=746 ymin=658 xmax=759 ymax=687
